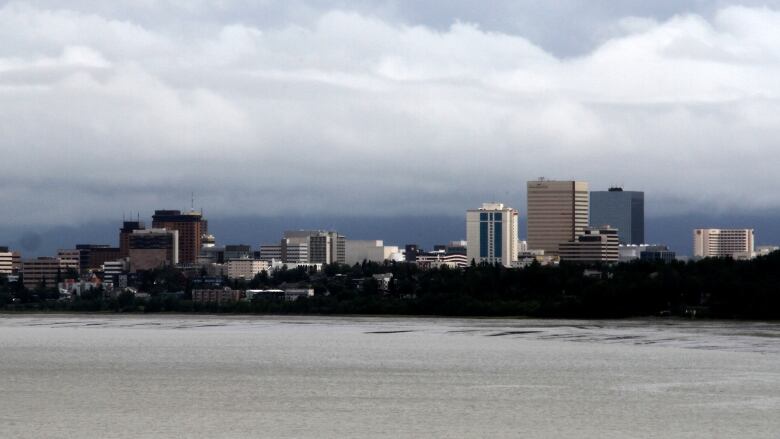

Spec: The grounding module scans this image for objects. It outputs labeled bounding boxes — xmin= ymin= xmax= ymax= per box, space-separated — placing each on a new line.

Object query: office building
xmin=559 ymin=227 xmax=619 ymax=263
xmin=21 ymin=257 xmax=77 ymax=289
xmin=590 ymin=188 xmax=644 ymax=245
xmin=128 ymin=228 xmax=179 ymax=272
xmin=258 ymin=244 xmax=283 ymax=262
xmin=445 ymin=241 xmax=468 ymax=255
xmin=119 ymin=220 xmax=145 ymax=258
xmin=466 ymin=203 xmax=519 ymax=267
xmin=226 ymin=259 xmax=269 ymax=280
xmin=640 ymin=245 xmax=676 ymax=263
xmin=0 ymin=247 xmax=21 ymax=275
xmin=57 ymin=249 xmax=81 ymax=271
xmin=404 ymin=244 xmax=420 ymax=262
xmin=280 ymin=230 xmax=346 ymax=264
xmin=345 ymin=240 xmax=400 ymax=265
xmin=67 ymin=244 xmax=122 ymax=272
xmin=281 ymin=240 xmax=309 ymax=263
xmin=527 ymin=179 xmax=589 ymax=255
xmin=152 ymin=210 xmax=207 ymax=264
xmin=693 ymin=229 xmax=754 ymax=259
xmin=224 ymin=245 xmax=252 ymax=261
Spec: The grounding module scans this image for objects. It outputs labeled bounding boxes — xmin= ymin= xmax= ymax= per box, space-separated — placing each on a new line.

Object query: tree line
xmin=1 ymin=251 xmax=779 ymax=319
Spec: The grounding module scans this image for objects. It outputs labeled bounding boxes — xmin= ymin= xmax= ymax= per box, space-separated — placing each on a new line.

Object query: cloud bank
xmin=1 ymin=1 xmax=780 ymax=226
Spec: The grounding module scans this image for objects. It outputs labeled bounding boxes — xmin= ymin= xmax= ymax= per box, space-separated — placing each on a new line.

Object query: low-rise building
xmin=344 ymin=240 xmax=400 ymax=265
xmin=21 ymin=257 xmax=76 ymax=290
xmin=640 ymin=245 xmax=676 ymax=263
xmin=559 ymin=227 xmax=619 ymax=264
xmin=226 ymin=259 xmax=269 ymax=280
xmin=191 ymin=288 xmax=241 ymax=304
xmin=415 ymin=252 xmax=468 ymax=269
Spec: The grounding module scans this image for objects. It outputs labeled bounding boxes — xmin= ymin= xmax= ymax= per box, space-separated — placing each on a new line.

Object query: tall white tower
xmin=466 ymin=203 xmax=519 ymax=267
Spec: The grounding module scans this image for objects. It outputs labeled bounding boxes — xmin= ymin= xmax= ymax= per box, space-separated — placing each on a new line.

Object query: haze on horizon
xmin=2 ymin=0 xmax=780 ymax=228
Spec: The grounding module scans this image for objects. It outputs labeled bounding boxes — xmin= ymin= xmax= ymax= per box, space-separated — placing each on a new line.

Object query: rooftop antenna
xmin=191 ymin=191 xmax=195 ymax=211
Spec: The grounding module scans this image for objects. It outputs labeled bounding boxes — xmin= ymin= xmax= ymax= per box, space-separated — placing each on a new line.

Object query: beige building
xmin=693 ymin=229 xmax=754 ymax=259
xmin=559 ymin=227 xmax=619 ymax=264
xmin=56 ymin=249 xmax=81 ymax=272
xmin=344 ymin=240 xmax=400 ymax=265
xmin=466 ymin=203 xmax=519 ymax=267
xmin=0 ymin=247 xmax=21 ymax=275
xmin=527 ymin=179 xmax=589 ymax=255
xmin=226 ymin=259 xmax=269 ymax=280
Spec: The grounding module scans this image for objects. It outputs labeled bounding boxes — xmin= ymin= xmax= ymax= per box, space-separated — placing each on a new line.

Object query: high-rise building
xmin=693 ymin=229 xmax=754 ymax=259
xmin=559 ymin=226 xmax=619 ymax=263
xmin=466 ymin=203 xmax=519 ymax=267
xmin=527 ymin=179 xmax=589 ymax=255
xmin=119 ymin=220 xmax=145 ymax=258
xmin=0 ymin=247 xmax=21 ymax=275
xmin=590 ymin=188 xmax=644 ymax=245
xmin=128 ymin=228 xmax=179 ymax=272
xmin=152 ymin=210 xmax=207 ymax=264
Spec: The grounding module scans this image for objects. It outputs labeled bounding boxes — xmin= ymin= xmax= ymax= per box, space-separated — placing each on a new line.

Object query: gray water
xmin=0 ymin=315 xmax=778 ymax=438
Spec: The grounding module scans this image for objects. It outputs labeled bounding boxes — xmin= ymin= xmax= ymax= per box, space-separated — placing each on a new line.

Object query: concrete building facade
xmin=226 ymin=259 xmax=269 ymax=280
xmin=559 ymin=227 xmax=619 ymax=264
xmin=268 ymin=231 xmax=346 ymax=265
xmin=466 ymin=203 xmax=519 ymax=267
xmin=590 ymin=188 xmax=645 ymax=245
xmin=0 ymin=247 xmax=21 ymax=275
xmin=527 ymin=179 xmax=589 ymax=255
xmin=693 ymin=229 xmax=755 ymax=259
xmin=21 ymin=257 xmax=77 ymax=289
xmin=344 ymin=240 xmax=400 ymax=265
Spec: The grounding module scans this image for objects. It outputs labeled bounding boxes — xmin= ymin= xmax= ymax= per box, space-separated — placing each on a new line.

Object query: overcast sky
xmin=3 ymin=0 xmax=780 ymax=227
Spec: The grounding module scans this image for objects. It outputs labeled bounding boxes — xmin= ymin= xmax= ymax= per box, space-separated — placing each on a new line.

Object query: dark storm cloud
xmin=2 ymin=1 xmax=780 ymax=226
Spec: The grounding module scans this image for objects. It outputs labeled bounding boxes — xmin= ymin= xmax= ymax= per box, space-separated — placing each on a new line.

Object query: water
xmin=0 ymin=315 xmax=778 ymax=438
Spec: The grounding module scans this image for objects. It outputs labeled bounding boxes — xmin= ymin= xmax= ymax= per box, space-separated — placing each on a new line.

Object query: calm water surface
xmin=0 ymin=315 xmax=778 ymax=438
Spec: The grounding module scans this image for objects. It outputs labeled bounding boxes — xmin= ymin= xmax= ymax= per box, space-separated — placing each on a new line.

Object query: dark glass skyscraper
xmin=590 ymin=188 xmax=644 ymax=245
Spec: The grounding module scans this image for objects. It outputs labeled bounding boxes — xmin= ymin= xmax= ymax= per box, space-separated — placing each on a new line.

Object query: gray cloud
xmin=1 ymin=1 xmax=780 ymax=227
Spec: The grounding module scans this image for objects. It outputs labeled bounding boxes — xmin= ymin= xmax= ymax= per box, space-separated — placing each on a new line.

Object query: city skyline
xmin=1 ymin=178 xmax=774 ymax=261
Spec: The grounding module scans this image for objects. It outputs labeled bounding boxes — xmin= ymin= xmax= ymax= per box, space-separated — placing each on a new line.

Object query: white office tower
xmin=693 ymin=229 xmax=754 ymax=259
xmin=466 ymin=203 xmax=519 ymax=267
